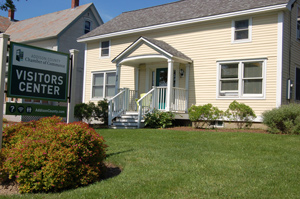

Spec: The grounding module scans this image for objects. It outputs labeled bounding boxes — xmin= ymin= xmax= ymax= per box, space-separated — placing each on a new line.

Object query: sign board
xmin=6 ymin=103 xmax=67 ymax=117
xmin=7 ymin=42 xmax=69 ymax=102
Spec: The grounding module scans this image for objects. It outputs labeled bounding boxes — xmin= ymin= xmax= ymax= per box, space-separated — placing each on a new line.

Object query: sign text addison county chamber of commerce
xmin=7 ymin=42 xmax=69 ymax=102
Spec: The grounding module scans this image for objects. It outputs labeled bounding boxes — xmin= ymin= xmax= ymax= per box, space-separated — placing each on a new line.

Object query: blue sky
xmin=0 ymin=0 xmax=177 ymax=22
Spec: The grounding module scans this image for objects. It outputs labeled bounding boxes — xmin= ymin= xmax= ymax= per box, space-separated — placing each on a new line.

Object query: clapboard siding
xmin=84 ymin=11 xmax=289 ymax=116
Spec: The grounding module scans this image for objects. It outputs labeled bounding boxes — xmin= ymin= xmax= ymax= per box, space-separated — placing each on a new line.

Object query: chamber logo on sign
xmin=16 ymin=49 xmax=24 ymax=62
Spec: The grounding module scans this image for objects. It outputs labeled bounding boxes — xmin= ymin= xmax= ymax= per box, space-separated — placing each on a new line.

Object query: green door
xmin=156 ymin=68 xmax=168 ymax=109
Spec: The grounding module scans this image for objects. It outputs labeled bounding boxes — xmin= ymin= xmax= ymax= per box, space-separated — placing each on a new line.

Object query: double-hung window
xmin=100 ymin=41 xmax=110 ymax=57
xmin=232 ymin=18 xmax=252 ymax=43
xmin=92 ymin=71 xmax=116 ymax=99
xmin=218 ymin=60 xmax=265 ymax=98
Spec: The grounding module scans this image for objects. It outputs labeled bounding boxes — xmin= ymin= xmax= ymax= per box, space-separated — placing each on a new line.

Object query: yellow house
xmin=78 ymin=0 xmax=300 ymax=128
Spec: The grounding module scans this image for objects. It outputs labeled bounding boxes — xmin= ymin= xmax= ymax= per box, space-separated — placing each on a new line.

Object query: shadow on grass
xmin=106 ymin=149 xmax=134 ymax=158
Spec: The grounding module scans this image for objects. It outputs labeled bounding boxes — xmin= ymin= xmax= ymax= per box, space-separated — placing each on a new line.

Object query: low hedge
xmin=0 ymin=116 xmax=107 ymax=193
xmin=262 ymin=104 xmax=300 ymax=134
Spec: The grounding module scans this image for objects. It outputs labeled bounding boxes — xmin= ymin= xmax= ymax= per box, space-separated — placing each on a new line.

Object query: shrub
xmin=0 ymin=116 xmax=107 ymax=193
xmin=74 ymin=100 xmax=109 ymax=124
xmin=74 ymin=102 xmax=95 ymax=122
xmin=225 ymin=100 xmax=256 ymax=128
xmin=94 ymin=99 xmax=109 ymax=125
xmin=262 ymin=104 xmax=300 ymax=134
xmin=188 ymin=104 xmax=223 ymax=128
xmin=144 ymin=109 xmax=174 ymax=128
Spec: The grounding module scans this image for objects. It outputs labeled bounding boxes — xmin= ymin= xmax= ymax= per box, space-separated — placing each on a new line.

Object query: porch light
xmin=180 ymin=69 xmax=184 ymax=78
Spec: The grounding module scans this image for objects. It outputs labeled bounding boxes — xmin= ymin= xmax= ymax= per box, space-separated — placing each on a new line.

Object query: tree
xmin=0 ymin=0 xmax=27 ymax=12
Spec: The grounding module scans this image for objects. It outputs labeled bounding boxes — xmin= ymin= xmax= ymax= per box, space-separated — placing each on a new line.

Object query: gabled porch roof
xmin=112 ymin=36 xmax=192 ymax=66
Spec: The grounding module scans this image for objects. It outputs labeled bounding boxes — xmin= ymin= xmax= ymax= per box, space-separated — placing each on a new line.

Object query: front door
xmin=156 ymin=68 xmax=168 ymax=109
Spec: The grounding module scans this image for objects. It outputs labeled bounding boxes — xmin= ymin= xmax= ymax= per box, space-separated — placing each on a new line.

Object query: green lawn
xmin=4 ymin=129 xmax=300 ymax=199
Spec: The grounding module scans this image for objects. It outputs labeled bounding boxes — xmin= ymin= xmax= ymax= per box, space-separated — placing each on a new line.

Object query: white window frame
xmin=216 ymin=59 xmax=266 ymax=99
xmin=99 ymin=40 xmax=110 ymax=58
xmin=91 ymin=70 xmax=116 ymax=100
xmin=231 ymin=18 xmax=252 ymax=43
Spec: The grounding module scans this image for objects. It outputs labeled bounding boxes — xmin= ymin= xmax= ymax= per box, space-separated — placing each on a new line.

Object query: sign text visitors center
xmin=7 ymin=42 xmax=69 ymax=102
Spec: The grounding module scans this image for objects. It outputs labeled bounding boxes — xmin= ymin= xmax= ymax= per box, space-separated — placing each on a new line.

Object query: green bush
xmin=225 ymin=100 xmax=256 ymax=128
xmin=188 ymin=104 xmax=223 ymax=128
xmin=262 ymin=104 xmax=300 ymax=134
xmin=74 ymin=100 xmax=108 ymax=124
xmin=74 ymin=102 xmax=95 ymax=122
xmin=94 ymin=99 xmax=109 ymax=125
xmin=144 ymin=109 xmax=174 ymax=128
xmin=0 ymin=116 xmax=107 ymax=193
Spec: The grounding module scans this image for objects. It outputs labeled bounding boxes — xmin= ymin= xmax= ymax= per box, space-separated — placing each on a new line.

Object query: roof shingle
xmin=79 ymin=0 xmax=290 ymax=40
xmin=5 ymin=3 xmax=92 ymax=42
xmin=0 ymin=16 xmax=11 ymax=33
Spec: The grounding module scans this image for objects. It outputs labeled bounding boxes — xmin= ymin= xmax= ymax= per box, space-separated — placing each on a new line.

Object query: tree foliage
xmin=0 ymin=0 xmax=27 ymax=12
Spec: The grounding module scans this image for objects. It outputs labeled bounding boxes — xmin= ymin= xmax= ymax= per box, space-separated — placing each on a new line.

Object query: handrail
xmin=137 ymin=87 xmax=155 ymax=104
xmin=137 ymin=87 xmax=156 ymax=128
xmin=108 ymin=89 xmax=126 ymax=126
xmin=109 ymin=89 xmax=125 ymax=102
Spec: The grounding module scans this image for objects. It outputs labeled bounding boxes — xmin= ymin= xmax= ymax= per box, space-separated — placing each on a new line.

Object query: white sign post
xmin=0 ymin=34 xmax=9 ymax=150
xmin=67 ymin=49 xmax=79 ymax=123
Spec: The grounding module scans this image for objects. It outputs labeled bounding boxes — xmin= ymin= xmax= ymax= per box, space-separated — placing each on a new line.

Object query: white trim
xmin=277 ymin=12 xmax=284 ymax=108
xmin=231 ymin=18 xmax=252 ymax=43
xmin=99 ymin=40 xmax=110 ymax=59
xmin=90 ymin=70 xmax=116 ymax=100
xmin=119 ymin=54 xmax=167 ymax=65
xmin=113 ymin=37 xmax=173 ymax=63
xmin=78 ymin=4 xmax=288 ymax=42
xmin=216 ymin=59 xmax=267 ymax=99
xmin=82 ymin=43 xmax=87 ymax=103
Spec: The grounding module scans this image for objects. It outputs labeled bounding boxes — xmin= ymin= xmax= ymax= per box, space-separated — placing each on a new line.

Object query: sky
xmin=0 ymin=0 xmax=177 ymax=22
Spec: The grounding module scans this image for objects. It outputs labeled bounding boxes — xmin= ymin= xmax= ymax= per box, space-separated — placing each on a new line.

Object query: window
xmin=92 ymin=71 xmax=116 ymax=99
xmin=218 ymin=60 xmax=265 ymax=98
xmin=296 ymin=68 xmax=300 ymax=100
xmin=100 ymin=41 xmax=110 ymax=57
xmin=232 ymin=19 xmax=252 ymax=42
xmin=297 ymin=7 xmax=300 ymax=40
xmin=84 ymin=21 xmax=91 ymax=34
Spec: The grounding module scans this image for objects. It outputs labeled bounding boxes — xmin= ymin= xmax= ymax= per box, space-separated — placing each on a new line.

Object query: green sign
xmin=7 ymin=42 xmax=69 ymax=102
xmin=6 ymin=103 xmax=67 ymax=117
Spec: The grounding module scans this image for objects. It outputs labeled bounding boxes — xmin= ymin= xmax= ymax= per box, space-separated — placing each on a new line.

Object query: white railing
xmin=108 ymin=86 xmax=188 ymax=127
xmin=108 ymin=89 xmax=126 ymax=126
xmin=156 ymin=86 xmax=167 ymax=110
xmin=128 ymin=90 xmax=138 ymax=111
xmin=137 ymin=88 xmax=155 ymax=128
xmin=172 ymin=87 xmax=187 ymax=112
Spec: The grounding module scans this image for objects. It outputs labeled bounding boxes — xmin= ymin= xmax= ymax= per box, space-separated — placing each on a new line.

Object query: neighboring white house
xmin=1 ymin=0 xmax=103 ymax=122
xmin=78 ymin=0 xmax=300 ymax=128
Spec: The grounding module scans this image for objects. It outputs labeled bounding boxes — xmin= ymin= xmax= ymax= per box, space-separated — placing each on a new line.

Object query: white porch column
xmin=145 ymin=66 xmax=150 ymax=92
xmin=166 ymin=59 xmax=174 ymax=111
xmin=135 ymin=67 xmax=139 ymax=99
xmin=185 ymin=64 xmax=190 ymax=112
xmin=115 ymin=63 xmax=121 ymax=94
